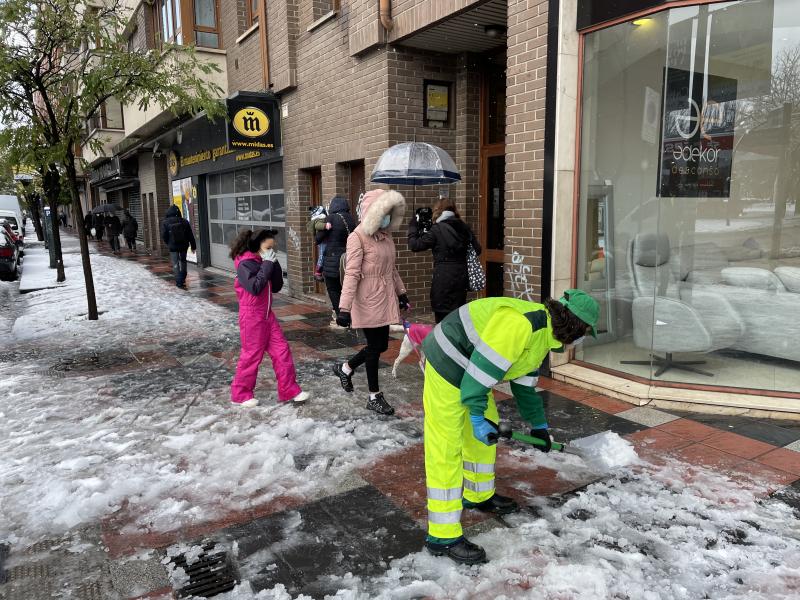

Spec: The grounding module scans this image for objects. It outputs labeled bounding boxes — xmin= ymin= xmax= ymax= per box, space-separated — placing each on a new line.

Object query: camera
xmin=415 ymin=207 xmax=433 ymax=232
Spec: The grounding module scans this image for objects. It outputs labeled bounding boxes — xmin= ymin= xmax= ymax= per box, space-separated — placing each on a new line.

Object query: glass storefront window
xmin=235 ymin=169 xmax=251 ymax=193
xmin=251 ymin=195 xmax=270 ymax=221
xmin=576 ymin=0 xmax=800 ymax=394
xmin=205 ymin=161 xmax=287 ymax=270
xmin=251 ymin=166 xmax=268 ymax=191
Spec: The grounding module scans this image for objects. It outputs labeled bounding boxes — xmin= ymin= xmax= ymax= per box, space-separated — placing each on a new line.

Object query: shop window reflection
xmin=575 ymin=0 xmax=800 ymax=393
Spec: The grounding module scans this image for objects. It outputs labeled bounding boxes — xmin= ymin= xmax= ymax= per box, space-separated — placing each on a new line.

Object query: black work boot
xmin=426 ymin=538 xmax=487 ymax=565
xmin=332 ymin=363 xmax=354 ymax=392
xmin=467 ymin=493 xmax=519 ymax=515
xmin=366 ymin=392 xmax=394 ymax=416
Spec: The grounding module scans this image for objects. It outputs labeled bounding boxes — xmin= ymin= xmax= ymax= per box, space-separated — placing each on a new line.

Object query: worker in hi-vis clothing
xmin=420 ymin=290 xmax=600 ymax=564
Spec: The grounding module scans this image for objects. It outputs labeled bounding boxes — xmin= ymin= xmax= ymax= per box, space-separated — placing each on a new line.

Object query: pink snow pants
xmin=231 ymin=310 xmax=301 ymax=403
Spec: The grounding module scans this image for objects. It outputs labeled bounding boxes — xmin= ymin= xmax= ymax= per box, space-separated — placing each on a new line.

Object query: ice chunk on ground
xmin=569 ymin=430 xmax=639 ymax=471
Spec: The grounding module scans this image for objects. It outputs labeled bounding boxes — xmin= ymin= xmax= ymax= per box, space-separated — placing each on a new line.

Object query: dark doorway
xmin=479 ymin=51 xmax=506 ymax=296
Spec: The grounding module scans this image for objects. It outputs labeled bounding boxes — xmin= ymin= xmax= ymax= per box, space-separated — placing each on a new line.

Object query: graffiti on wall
xmin=287 ymin=226 xmax=301 ymax=253
xmin=285 ymin=186 xmax=299 ymax=215
xmin=508 ymin=250 xmax=535 ymax=301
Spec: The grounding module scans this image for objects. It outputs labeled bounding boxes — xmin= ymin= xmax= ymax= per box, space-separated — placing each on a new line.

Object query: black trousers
xmin=324 ymin=276 xmax=342 ymax=315
xmin=109 ymin=235 xmax=120 ymax=252
xmin=124 ymin=236 xmax=136 ymax=250
xmin=347 ymin=326 xmax=390 ymax=393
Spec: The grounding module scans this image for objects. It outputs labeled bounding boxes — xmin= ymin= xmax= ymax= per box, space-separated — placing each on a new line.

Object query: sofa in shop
xmin=622 ymin=233 xmax=744 ymax=376
xmin=623 ymin=233 xmax=800 ymax=371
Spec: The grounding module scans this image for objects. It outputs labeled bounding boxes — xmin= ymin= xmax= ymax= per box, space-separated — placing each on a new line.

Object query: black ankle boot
xmin=366 ymin=392 xmax=394 ymax=415
xmin=426 ymin=538 xmax=487 ymax=565
xmin=467 ymin=493 xmax=519 ymax=515
xmin=332 ymin=363 xmax=353 ymax=392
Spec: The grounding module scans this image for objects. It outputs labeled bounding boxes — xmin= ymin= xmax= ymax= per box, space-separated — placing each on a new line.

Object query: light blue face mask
xmin=380 ymin=214 xmax=391 ymax=229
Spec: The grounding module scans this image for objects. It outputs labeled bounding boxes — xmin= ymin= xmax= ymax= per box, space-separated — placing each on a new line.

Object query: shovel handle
xmin=509 ymin=431 xmax=566 ymax=453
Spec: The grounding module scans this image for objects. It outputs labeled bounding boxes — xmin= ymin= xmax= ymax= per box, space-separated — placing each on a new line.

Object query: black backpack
xmin=168 ymin=220 xmax=188 ymax=246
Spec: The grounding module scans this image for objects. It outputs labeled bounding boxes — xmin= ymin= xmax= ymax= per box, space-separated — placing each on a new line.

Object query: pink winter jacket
xmin=234 ymin=250 xmax=283 ymax=313
xmin=339 ymin=189 xmax=407 ymax=329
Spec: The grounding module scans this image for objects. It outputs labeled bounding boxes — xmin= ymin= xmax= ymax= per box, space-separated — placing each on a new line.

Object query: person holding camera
xmin=408 ymin=199 xmax=481 ymax=323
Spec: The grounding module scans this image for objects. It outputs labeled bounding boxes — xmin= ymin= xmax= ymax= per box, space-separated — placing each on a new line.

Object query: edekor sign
xmin=226 ymin=92 xmax=281 ymax=151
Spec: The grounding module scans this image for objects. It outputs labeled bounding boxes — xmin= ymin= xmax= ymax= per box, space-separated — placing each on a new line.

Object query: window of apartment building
xmin=194 ymin=0 xmax=221 ymax=48
xmin=245 ymin=0 xmax=260 ymax=29
xmin=156 ymin=0 xmax=182 ymax=46
xmin=87 ymin=97 xmax=124 ymax=132
xmin=155 ymin=0 xmax=221 ymax=49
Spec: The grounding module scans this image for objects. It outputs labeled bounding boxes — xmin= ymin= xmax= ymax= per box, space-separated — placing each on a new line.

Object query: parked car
xmin=0 ymin=217 xmax=25 ymax=256
xmin=0 ymin=228 xmax=20 ymax=281
xmin=0 ymin=211 xmax=22 ymax=237
xmin=0 ymin=196 xmax=23 ymax=236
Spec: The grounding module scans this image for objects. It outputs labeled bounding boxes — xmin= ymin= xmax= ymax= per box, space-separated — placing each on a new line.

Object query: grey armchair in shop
xmin=621 ymin=233 xmax=743 ymax=377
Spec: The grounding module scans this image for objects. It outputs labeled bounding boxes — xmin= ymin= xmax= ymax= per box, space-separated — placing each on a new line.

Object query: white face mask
xmin=569 ymin=335 xmax=586 ymax=347
xmin=380 ymin=214 xmax=391 ymax=229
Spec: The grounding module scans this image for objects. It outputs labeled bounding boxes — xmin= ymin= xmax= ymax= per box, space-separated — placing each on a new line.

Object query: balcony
xmin=82 ymin=105 xmax=126 ymax=166
xmin=121 ymin=46 xmax=228 ymax=141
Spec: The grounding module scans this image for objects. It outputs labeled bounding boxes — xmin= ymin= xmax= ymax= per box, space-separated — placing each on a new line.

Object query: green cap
xmin=558 ymin=289 xmax=600 ymax=338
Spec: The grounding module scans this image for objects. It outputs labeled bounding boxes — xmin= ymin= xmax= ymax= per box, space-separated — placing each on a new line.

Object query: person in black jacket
xmin=408 ymin=199 xmax=481 ymax=323
xmin=122 ymin=210 xmax=138 ymax=253
xmin=315 ymin=196 xmax=356 ymax=322
xmin=84 ymin=213 xmax=94 ymax=239
xmin=160 ymin=205 xmax=197 ymax=289
xmin=107 ymin=212 xmax=123 ymax=255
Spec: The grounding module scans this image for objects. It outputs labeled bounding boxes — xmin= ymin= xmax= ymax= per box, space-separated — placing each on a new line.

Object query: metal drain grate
xmin=171 ymin=544 xmax=238 ymax=598
xmin=49 ymin=352 xmax=134 ymax=374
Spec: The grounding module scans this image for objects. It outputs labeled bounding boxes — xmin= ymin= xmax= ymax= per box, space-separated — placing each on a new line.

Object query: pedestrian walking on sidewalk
xmin=84 ymin=213 xmax=94 ymax=239
xmin=160 ymin=205 xmax=196 ymax=289
xmin=122 ymin=210 xmax=138 ymax=252
xmin=408 ymin=198 xmax=481 ymax=323
xmin=107 ymin=212 xmax=122 ymax=254
xmin=315 ymin=196 xmax=356 ymax=324
xmin=230 ymin=228 xmax=309 ymax=408
xmin=419 ymin=291 xmax=599 ymax=565
xmin=95 ymin=214 xmax=104 ymax=242
xmin=332 ymin=189 xmax=407 ymax=416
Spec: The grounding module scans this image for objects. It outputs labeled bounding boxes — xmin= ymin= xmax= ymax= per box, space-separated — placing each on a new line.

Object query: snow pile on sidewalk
xmin=0 ymin=250 xmax=417 ymax=545
xmin=11 ymin=247 xmax=231 ymax=342
xmin=229 ymin=458 xmax=800 ymax=600
xmin=570 ymin=430 xmax=639 ymax=471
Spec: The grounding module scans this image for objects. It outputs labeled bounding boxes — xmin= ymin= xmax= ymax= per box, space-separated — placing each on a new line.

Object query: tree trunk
xmin=43 ymin=165 xmax=66 ymax=282
xmin=27 ymin=193 xmax=45 ymax=241
xmin=64 ymin=153 xmax=98 ymax=320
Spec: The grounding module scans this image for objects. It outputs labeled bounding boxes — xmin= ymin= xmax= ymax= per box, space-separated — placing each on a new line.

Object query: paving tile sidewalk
xmin=5 ymin=233 xmax=800 ymax=599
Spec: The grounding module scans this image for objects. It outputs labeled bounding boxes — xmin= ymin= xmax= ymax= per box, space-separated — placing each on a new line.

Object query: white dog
xmin=390 ymin=321 xmax=434 ymax=377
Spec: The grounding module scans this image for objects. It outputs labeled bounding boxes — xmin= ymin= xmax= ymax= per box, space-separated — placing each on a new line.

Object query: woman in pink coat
xmin=332 ymin=189 xmax=408 ymax=415
xmin=230 ymin=228 xmax=309 ymax=407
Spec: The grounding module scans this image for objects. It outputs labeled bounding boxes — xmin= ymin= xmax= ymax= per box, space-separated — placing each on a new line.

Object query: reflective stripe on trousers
xmin=423 ymin=362 xmax=499 ymax=540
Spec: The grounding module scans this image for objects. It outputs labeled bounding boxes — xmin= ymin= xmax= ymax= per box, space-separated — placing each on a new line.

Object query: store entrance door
xmin=479 ymin=52 xmax=506 ymax=297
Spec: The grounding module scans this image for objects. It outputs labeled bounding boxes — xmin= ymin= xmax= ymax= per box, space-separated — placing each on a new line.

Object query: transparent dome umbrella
xmin=370 ymin=142 xmax=461 ymax=185
xmin=369 ymin=142 xmax=461 ymax=214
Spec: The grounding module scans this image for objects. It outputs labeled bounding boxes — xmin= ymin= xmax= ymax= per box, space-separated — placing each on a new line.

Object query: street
xmin=0 ymin=233 xmax=799 ymax=599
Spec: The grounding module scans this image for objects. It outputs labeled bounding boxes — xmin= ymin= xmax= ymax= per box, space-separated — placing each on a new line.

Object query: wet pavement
xmin=2 ymin=232 xmax=800 ymax=599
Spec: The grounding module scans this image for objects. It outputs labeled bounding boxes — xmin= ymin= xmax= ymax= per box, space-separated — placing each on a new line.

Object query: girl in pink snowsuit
xmin=230 ymin=229 xmax=309 ymax=407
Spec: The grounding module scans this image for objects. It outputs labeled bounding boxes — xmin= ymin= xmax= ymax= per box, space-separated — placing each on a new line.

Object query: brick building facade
xmin=264 ymin=0 xmax=552 ymax=309
xmin=78 ymin=0 xmax=800 ymax=423
xmin=84 ymin=0 xmax=553 ymax=309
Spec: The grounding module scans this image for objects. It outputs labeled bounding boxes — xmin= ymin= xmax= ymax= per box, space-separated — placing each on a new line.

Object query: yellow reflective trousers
xmin=423 ymin=361 xmax=499 ymax=540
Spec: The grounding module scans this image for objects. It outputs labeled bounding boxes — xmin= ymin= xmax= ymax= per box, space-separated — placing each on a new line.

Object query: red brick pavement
xmin=88 ymin=238 xmax=800 ymax=566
